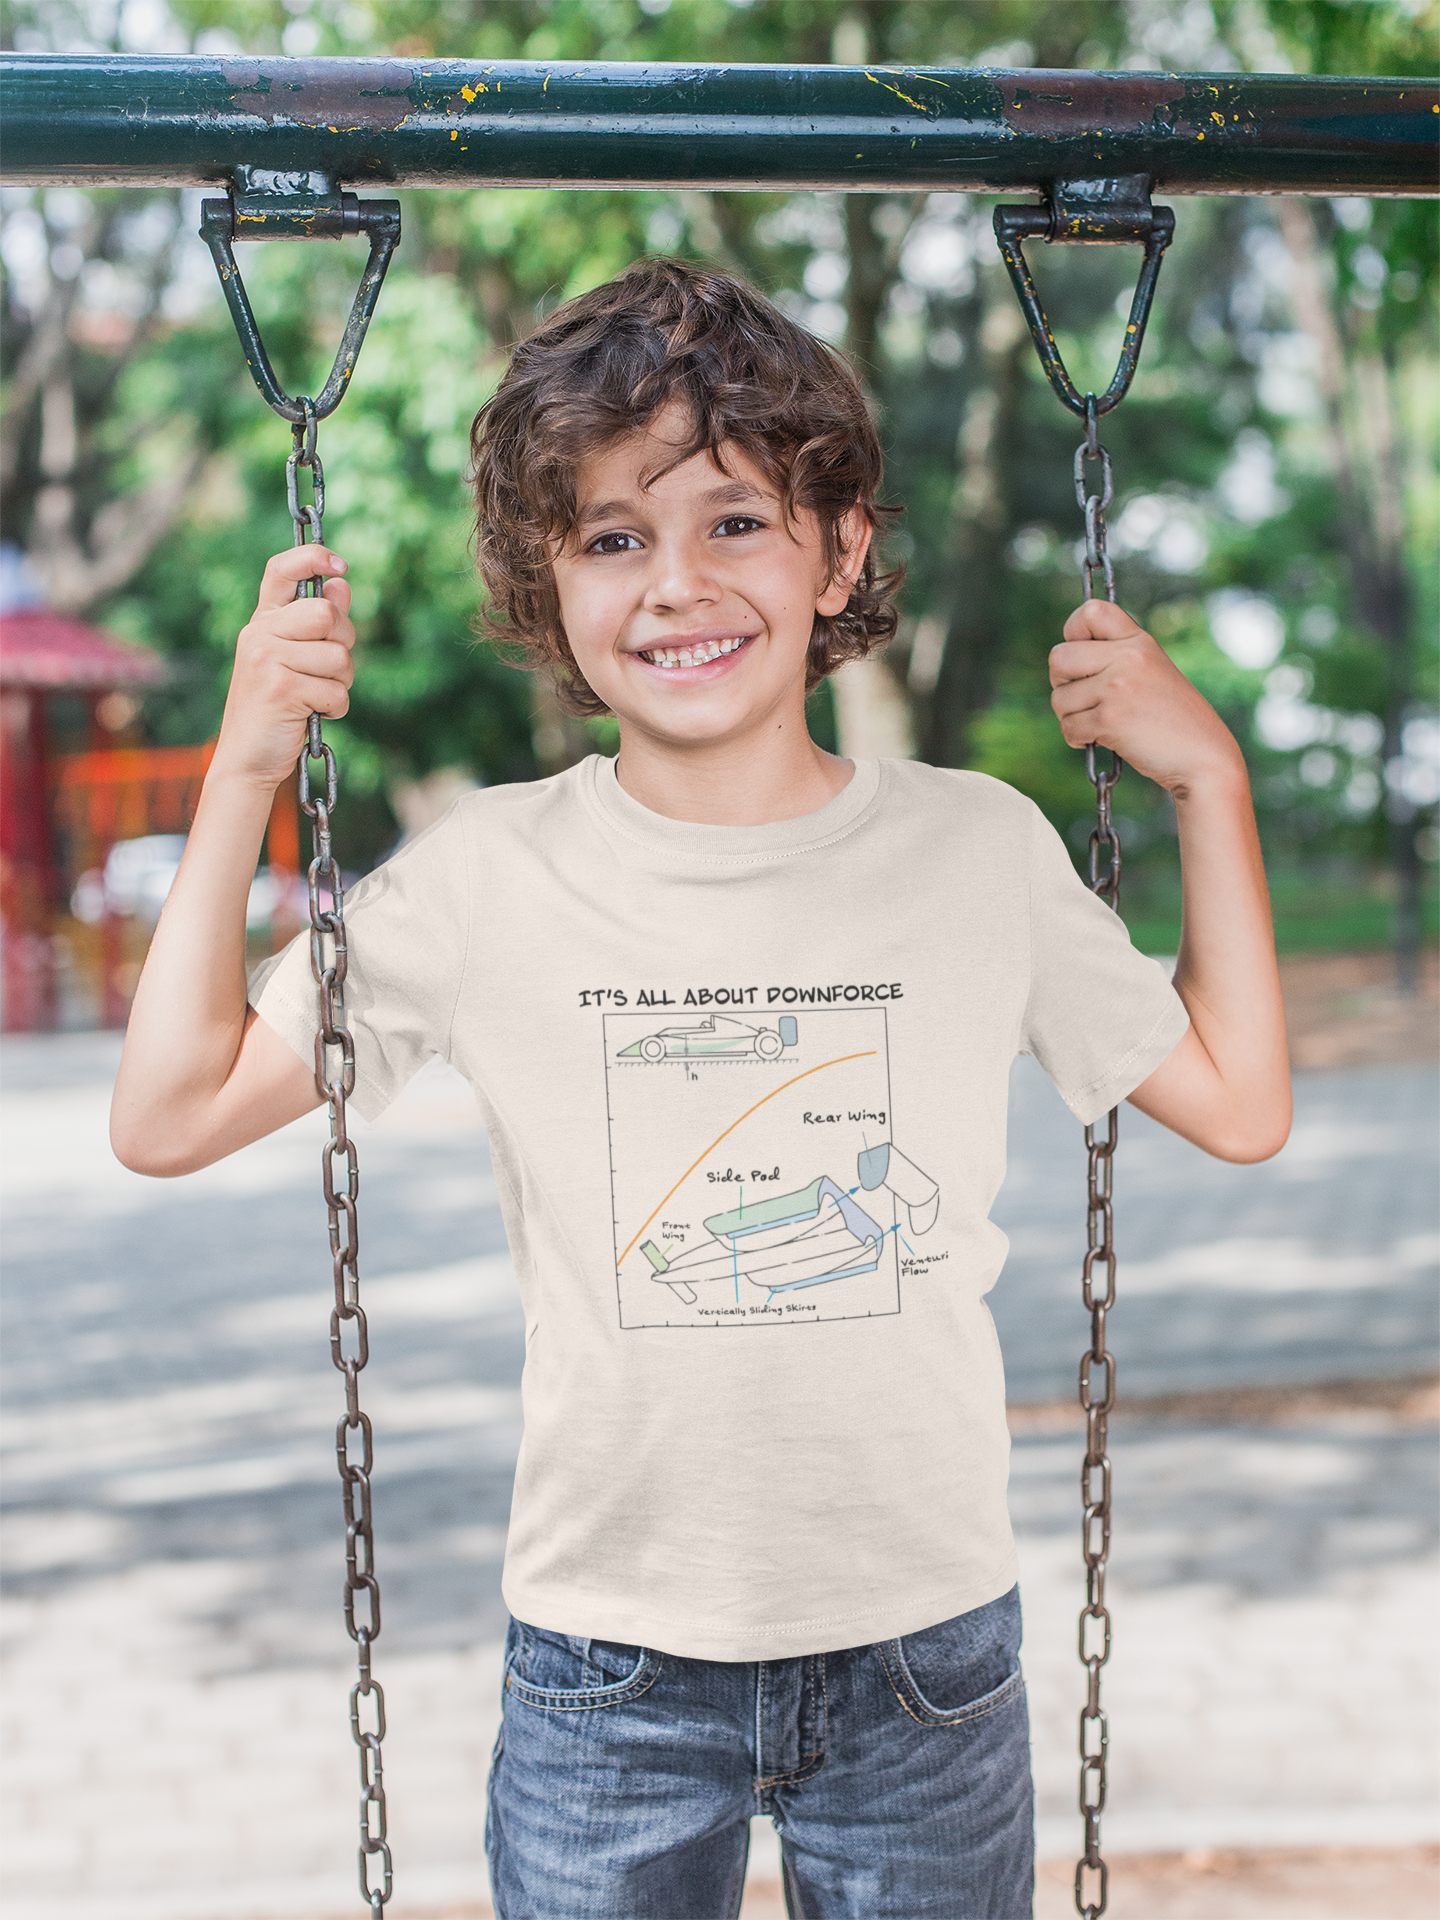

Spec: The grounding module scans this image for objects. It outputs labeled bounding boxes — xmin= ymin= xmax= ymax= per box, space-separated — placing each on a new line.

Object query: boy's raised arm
xmin=110 ymin=546 xmax=356 ymax=1176
xmin=1049 ymin=598 xmax=1292 ymax=1164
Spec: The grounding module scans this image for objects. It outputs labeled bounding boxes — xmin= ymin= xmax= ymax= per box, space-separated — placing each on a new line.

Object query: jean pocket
xmin=504 ymin=1620 xmax=662 ymax=1712
xmin=880 ymin=1587 xmax=1025 ymax=1728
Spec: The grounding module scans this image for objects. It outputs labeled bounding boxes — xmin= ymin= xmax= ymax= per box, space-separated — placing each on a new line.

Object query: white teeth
xmin=642 ymin=638 xmax=749 ymax=668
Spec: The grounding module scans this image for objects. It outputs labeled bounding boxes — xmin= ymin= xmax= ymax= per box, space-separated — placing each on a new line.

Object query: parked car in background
xmin=71 ymin=837 xmax=307 ymax=932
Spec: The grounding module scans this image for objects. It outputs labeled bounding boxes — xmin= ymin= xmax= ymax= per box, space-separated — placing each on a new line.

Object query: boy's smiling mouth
xmin=635 ymin=634 xmax=757 ymax=671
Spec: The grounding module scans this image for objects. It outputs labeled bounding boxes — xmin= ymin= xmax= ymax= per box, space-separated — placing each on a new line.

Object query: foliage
xmin=1 ymin=0 xmax=1435 ymax=922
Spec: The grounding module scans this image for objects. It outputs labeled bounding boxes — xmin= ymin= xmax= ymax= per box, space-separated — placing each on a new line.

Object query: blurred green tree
xmin=1 ymin=0 xmax=1434 ymax=962
xmin=1210 ymin=0 xmax=1440 ymax=980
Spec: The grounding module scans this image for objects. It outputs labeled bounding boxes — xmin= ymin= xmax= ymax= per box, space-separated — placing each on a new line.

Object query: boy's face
xmin=552 ymin=403 xmax=869 ymax=753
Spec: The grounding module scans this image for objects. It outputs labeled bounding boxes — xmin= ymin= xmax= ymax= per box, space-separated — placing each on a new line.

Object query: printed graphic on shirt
xmin=604 ymin=1006 xmax=939 ymax=1330
xmin=616 ymin=1013 xmax=797 ymax=1063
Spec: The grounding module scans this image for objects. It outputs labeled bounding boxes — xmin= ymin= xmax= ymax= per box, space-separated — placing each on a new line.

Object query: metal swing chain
xmin=289 ymin=399 xmax=393 ymax=1919
xmin=1074 ymin=392 xmax=1121 ymax=1920
xmin=993 ymin=177 xmax=1172 ymax=1920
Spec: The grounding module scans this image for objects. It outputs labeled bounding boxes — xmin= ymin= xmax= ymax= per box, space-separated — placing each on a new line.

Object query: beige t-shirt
xmin=249 ymin=755 xmax=1188 ymax=1661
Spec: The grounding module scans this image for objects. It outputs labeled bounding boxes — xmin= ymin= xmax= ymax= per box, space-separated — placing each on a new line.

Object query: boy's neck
xmin=612 ymin=722 xmax=854 ymax=827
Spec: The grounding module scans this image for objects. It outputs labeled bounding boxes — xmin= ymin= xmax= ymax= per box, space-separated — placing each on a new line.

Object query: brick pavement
xmin=2 ymin=1036 xmax=1436 ymax=1918
xmin=988 ymin=1054 xmax=1438 ymax=1400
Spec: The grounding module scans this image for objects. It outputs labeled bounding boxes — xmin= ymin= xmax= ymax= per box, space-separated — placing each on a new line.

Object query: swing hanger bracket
xmin=993 ymin=175 xmax=1174 ymax=421
xmin=199 ymin=168 xmax=401 ymax=426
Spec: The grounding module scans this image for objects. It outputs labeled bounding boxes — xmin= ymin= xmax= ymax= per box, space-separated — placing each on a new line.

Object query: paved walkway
xmin=990 ymin=1054 xmax=1438 ymax=1399
xmin=2 ymin=1037 xmax=1436 ymax=1918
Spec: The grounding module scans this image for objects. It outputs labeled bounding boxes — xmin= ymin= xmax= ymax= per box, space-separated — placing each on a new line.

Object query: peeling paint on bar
xmin=1 ymin=56 xmax=1435 ymax=195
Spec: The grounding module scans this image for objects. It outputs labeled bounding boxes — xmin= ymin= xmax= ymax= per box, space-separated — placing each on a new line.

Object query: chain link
xmin=290 ymin=396 xmax=392 ymax=1918
xmin=1074 ymin=392 xmax=1121 ymax=1920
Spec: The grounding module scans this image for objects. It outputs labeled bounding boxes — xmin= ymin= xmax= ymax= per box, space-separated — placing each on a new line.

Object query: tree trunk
xmin=29 ymin=360 xmax=204 ymax=616
xmin=920 ymin=295 xmax=1028 ymax=768
xmin=530 ymin=677 xmax=595 ymax=777
xmin=837 ymin=184 xmax=926 ymax=763
xmin=4 ymin=191 xmax=202 ymax=618
xmin=844 ymin=195 xmax=891 ymax=390
xmin=1275 ymin=198 xmax=1420 ymax=993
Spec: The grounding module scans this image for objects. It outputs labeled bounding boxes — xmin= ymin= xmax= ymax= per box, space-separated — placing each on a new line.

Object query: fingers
xmin=1050 ymin=605 xmax=1153 ymax=688
xmin=270 ymin=638 xmax=355 ymax=689
xmin=1051 ymin=681 xmax=1102 ymax=748
xmin=242 ymin=589 xmax=355 ymax=663
xmin=1061 ymin=598 xmax=1144 ymax=645
xmin=255 ymin=546 xmax=347 ymax=613
xmin=234 ymin=606 xmax=355 ymax=728
xmin=287 ymin=670 xmax=352 ymax=719
xmin=214 ymin=560 xmax=356 ymax=788
xmin=234 ymin=635 xmax=355 ymax=707
xmin=264 ymin=586 xmax=354 ymax=642
xmin=1049 ymin=638 xmax=1126 ymax=687
xmin=1050 ymin=610 xmax=1141 ymax=742
xmin=231 ymin=646 xmax=352 ymax=725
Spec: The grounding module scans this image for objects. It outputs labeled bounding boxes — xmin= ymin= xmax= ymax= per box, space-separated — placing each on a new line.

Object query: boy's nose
xmin=643 ymin=544 xmax=721 ymax=612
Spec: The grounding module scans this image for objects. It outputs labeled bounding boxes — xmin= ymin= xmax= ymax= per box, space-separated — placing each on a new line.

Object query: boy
xmin=113 ymin=259 xmax=1290 ymax=1918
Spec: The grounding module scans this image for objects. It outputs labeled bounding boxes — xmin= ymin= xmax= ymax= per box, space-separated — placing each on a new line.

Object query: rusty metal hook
xmin=993 ymin=176 xmax=1174 ymax=419
xmin=199 ymin=169 xmax=401 ymax=425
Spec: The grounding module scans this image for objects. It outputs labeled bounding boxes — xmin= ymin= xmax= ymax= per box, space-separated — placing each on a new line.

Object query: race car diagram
xmin=617 ymin=1013 xmax=798 ymax=1064
xmin=604 ymin=1002 xmax=925 ymax=1330
xmin=639 ymin=1141 xmax=939 ymax=1306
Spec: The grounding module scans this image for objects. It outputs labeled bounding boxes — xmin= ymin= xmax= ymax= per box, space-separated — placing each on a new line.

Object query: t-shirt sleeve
xmin=246 ymin=800 xmax=472 ymax=1123
xmin=1019 ymin=801 xmax=1189 ymax=1124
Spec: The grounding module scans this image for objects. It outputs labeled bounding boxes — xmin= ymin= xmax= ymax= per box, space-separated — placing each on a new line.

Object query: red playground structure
xmin=1 ymin=607 xmax=301 ymax=1031
xmin=2 ymin=606 xmax=165 ymax=1031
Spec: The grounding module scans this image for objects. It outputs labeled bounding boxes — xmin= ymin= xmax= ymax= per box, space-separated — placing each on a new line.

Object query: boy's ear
xmin=815 ymin=506 xmax=873 ymax=617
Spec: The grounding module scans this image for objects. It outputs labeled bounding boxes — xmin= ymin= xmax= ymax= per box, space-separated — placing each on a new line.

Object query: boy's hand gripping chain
xmin=204 ymin=178 xmax=400 ymax=1919
xmin=994 ymin=177 xmax=1172 ymax=1920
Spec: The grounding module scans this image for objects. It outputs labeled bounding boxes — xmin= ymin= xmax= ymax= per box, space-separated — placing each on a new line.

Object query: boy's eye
xmin=587 ymin=531 xmax=642 ymax=555
xmin=715 ymin=515 xmax=764 ymax=538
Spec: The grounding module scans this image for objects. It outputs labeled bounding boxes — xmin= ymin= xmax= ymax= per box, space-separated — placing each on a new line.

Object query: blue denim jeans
xmin=485 ymin=1584 xmax=1033 ymax=1919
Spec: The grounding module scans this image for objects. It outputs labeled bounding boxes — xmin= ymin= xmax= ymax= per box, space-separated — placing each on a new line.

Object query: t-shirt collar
xmin=583 ymin=752 xmax=883 ymax=865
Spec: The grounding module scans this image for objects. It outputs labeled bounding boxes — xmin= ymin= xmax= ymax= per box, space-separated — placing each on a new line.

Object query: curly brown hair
xmin=469 ymin=257 xmax=902 ymax=717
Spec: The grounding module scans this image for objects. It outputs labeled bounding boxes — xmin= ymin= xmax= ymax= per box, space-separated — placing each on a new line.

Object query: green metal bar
xmin=2 ymin=56 xmax=1435 ymax=196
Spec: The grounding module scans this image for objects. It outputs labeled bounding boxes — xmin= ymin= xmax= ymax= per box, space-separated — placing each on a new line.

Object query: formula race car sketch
xmin=617 ymin=1013 xmax=798 ymax=1063
xmin=605 ymin=1002 xmax=926 ymax=1330
xmin=639 ymin=1141 xmax=939 ymax=1306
